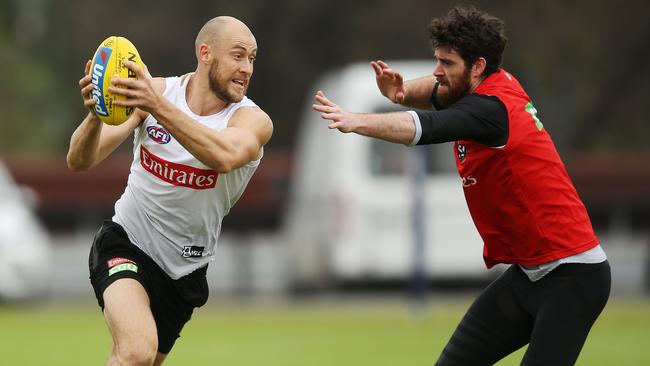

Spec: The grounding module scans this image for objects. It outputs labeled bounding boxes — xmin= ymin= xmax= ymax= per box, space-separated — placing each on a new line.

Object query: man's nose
xmin=433 ymin=63 xmax=444 ymax=76
xmin=240 ymin=59 xmax=253 ymax=74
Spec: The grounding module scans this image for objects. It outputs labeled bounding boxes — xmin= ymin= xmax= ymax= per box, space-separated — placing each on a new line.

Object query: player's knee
xmin=117 ymin=348 xmax=156 ymax=366
xmin=115 ymin=337 xmax=158 ymax=366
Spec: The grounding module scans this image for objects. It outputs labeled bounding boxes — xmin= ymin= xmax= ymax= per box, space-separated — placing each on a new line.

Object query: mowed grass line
xmin=0 ymin=298 xmax=648 ymax=365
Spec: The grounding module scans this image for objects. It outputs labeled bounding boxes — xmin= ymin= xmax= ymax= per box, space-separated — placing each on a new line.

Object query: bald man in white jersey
xmin=67 ymin=17 xmax=273 ymax=365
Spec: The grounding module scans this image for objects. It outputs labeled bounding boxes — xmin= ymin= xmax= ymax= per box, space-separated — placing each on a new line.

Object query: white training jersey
xmin=113 ymin=74 xmax=260 ymax=279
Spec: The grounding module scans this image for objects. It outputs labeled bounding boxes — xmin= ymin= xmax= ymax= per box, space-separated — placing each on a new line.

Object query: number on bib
xmin=525 ymin=102 xmax=544 ymax=131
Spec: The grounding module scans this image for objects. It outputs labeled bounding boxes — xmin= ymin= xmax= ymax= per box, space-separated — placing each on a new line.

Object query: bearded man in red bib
xmin=313 ymin=6 xmax=609 ymax=366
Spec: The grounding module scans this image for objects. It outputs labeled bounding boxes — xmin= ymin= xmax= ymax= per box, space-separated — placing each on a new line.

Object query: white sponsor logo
xmin=462 ymin=175 xmax=477 ymax=187
xmin=140 ymin=147 xmax=217 ymax=189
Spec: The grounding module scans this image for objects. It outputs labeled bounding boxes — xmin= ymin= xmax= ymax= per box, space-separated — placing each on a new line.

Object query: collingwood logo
xmin=457 ymin=143 xmax=467 ymax=163
xmin=182 ymin=245 xmax=205 ymax=258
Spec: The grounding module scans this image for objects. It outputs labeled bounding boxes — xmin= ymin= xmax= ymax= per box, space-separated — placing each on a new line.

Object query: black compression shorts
xmin=435 ymin=261 xmax=611 ymax=366
xmin=88 ymin=220 xmax=209 ymax=354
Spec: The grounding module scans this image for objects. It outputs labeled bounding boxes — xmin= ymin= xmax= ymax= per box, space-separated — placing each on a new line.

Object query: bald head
xmin=195 ymin=16 xmax=254 ymax=52
xmin=194 ymin=16 xmax=258 ymax=103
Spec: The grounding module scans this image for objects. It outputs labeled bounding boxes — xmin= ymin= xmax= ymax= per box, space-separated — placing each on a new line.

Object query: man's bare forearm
xmin=66 ymin=112 xmax=103 ymax=171
xmin=352 ymin=112 xmax=416 ymax=145
xmin=401 ymin=75 xmax=436 ymax=109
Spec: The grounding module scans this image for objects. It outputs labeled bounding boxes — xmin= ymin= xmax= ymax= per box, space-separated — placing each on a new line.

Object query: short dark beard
xmin=436 ymin=68 xmax=472 ymax=108
xmin=208 ymin=60 xmax=239 ymax=104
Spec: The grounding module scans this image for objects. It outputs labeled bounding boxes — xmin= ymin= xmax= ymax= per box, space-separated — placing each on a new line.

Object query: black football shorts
xmin=88 ymin=220 xmax=209 ymax=353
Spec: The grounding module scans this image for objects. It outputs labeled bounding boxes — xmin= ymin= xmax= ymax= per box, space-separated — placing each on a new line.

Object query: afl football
xmin=89 ymin=36 xmax=143 ymax=125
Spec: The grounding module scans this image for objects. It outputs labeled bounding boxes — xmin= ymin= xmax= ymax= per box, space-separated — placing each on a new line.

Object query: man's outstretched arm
xmin=312 ymin=90 xmax=417 ymax=145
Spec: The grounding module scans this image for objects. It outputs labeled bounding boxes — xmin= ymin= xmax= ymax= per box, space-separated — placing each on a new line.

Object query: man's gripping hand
xmin=78 ymin=60 xmax=100 ymax=117
xmin=109 ymin=61 xmax=162 ymax=114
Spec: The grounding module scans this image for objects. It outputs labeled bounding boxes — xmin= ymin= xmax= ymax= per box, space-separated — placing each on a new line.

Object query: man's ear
xmin=472 ymin=57 xmax=487 ymax=78
xmin=198 ymin=44 xmax=212 ymax=65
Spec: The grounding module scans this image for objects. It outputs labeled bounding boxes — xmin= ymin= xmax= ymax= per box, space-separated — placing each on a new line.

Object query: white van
xmin=285 ymin=61 xmax=496 ymax=288
xmin=0 ymin=161 xmax=51 ymax=300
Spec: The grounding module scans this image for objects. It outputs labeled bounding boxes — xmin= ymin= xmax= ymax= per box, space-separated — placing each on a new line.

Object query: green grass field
xmin=1 ymin=297 xmax=648 ymax=365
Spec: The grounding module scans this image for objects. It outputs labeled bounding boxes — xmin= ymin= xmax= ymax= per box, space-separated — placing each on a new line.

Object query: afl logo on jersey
xmin=147 ymin=126 xmax=171 ymax=144
xmin=457 ymin=143 xmax=467 ymax=163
